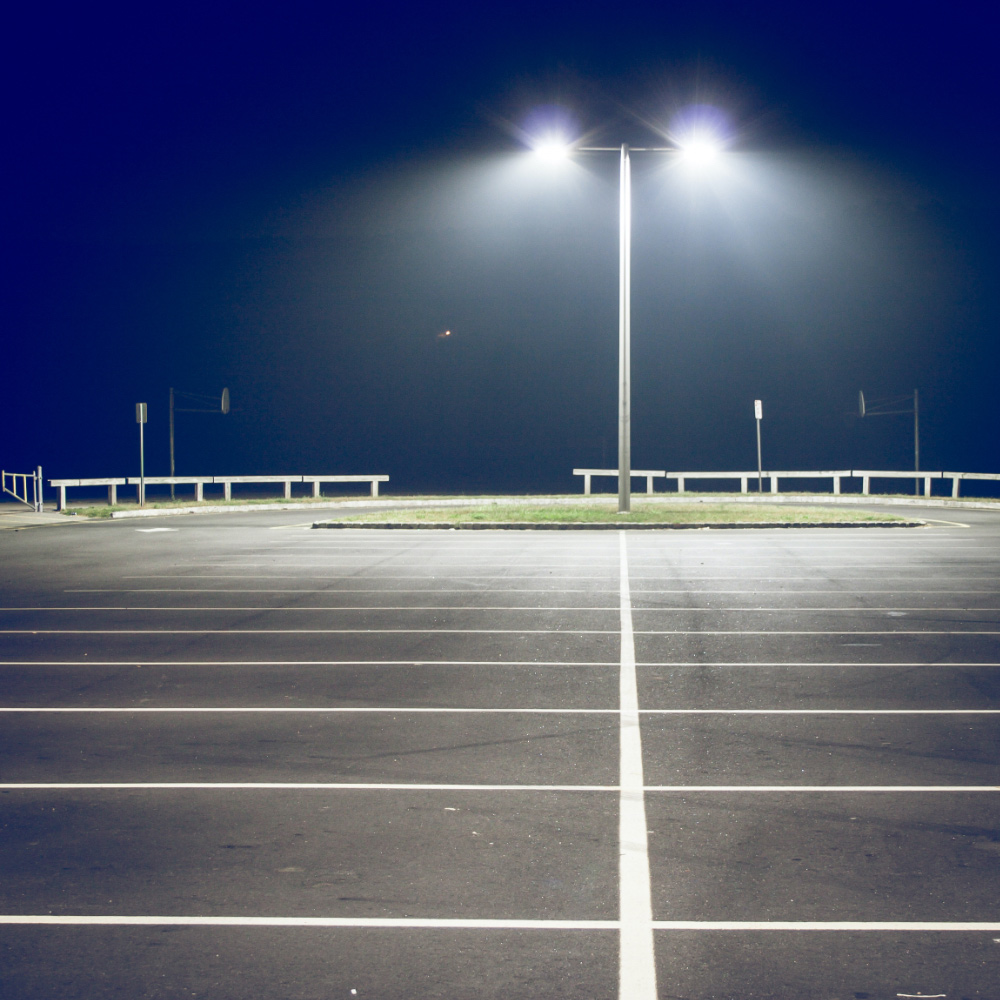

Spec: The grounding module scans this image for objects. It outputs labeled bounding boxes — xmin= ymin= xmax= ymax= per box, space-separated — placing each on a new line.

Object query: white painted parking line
xmin=68 ymin=588 xmax=623 ymax=594
xmin=644 ymin=786 xmax=1000 ymax=792
xmin=0 ymin=782 xmax=617 ymax=791
xmin=1 ymin=782 xmax=996 ymax=792
xmin=618 ymin=533 xmax=658 ymax=1000
xmin=638 ymin=661 xmax=1000 ymax=667
xmin=2 ymin=660 xmax=997 ymax=668
xmin=7 ymin=606 xmax=1000 ymax=613
xmin=0 ymin=606 xmax=624 ymax=612
xmin=1 ymin=915 xmax=997 ymax=930
xmin=652 ymin=921 xmax=1000 ymax=931
xmin=120 ymin=565 xmax=995 ymax=593
xmin=0 ymin=707 xmax=996 ymax=715
xmin=0 ymin=707 xmax=620 ymax=714
xmin=0 ymin=659 xmax=617 ymax=666
xmin=640 ymin=709 xmax=1000 ymax=715
xmin=66 ymin=588 xmax=1000 ymax=595
xmin=1 ymin=625 xmax=622 ymax=632
xmin=8 ymin=628 xmax=1000 ymax=635
xmin=0 ymin=915 xmax=618 ymax=929
xmin=636 ymin=630 xmax=1000 ymax=636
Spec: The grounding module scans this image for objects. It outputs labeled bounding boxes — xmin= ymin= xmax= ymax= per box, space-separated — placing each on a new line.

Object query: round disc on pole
xmin=221 ymin=388 xmax=230 ymax=414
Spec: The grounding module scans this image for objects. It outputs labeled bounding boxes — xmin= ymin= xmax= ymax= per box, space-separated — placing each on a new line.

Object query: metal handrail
xmin=2 ymin=468 xmax=43 ymax=512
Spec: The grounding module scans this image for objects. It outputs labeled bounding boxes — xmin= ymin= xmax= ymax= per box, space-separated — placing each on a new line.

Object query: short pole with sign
xmin=136 ymin=403 xmax=147 ymax=507
xmin=754 ymin=399 xmax=763 ymax=493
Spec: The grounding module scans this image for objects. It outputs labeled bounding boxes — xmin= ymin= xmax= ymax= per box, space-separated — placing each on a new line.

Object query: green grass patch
xmin=332 ymin=503 xmax=909 ymax=525
xmin=66 ymin=495 xmax=376 ymax=518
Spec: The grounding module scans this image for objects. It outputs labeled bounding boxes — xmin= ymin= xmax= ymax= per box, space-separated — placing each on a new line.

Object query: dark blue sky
xmin=4 ymin=1 xmax=998 ymax=492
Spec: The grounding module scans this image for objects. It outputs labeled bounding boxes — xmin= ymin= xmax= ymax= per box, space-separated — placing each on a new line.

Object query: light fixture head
xmin=670 ymin=104 xmax=732 ymax=167
xmin=677 ymin=132 xmax=723 ymax=166
xmin=521 ymin=105 xmax=579 ymax=161
xmin=532 ymin=135 xmax=574 ymax=160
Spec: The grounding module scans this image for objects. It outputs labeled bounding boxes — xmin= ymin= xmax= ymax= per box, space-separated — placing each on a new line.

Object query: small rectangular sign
xmin=754 ymin=399 xmax=762 ymax=420
xmin=136 ymin=403 xmax=147 ymax=424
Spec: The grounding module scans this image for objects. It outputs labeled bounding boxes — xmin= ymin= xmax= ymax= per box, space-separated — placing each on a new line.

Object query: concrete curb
xmin=63 ymin=492 xmax=1000 ymax=521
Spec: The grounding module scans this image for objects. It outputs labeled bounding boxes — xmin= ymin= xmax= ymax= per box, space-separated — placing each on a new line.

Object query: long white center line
xmin=619 ymin=532 xmax=657 ymax=999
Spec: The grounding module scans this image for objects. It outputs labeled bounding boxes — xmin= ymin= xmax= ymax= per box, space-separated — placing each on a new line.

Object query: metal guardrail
xmin=2 ymin=468 xmax=44 ymax=512
xmin=49 ymin=474 xmax=389 ymax=509
xmin=572 ymin=469 xmax=666 ymax=496
xmin=573 ymin=469 xmax=999 ymax=498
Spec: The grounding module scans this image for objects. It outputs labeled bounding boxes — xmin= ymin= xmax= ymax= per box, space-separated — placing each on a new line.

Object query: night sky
xmin=4 ymin=2 xmax=998 ymax=494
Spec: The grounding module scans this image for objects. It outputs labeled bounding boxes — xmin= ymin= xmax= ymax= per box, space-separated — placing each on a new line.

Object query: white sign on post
xmin=754 ymin=399 xmax=762 ymax=420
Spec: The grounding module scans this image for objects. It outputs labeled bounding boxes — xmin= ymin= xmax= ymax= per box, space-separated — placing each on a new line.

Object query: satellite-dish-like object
xmin=221 ymin=388 xmax=230 ymax=414
xmin=858 ymin=390 xmax=866 ymax=418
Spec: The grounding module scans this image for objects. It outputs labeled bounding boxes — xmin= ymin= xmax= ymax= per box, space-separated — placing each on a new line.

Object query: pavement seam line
xmin=619 ymin=531 xmax=658 ymax=999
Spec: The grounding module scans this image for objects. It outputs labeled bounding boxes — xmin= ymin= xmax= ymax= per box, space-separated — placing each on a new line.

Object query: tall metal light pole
xmin=576 ymin=143 xmax=672 ymax=512
xmin=618 ymin=144 xmax=631 ymax=513
xmin=535 ymin=131 xmax=722 ymax=513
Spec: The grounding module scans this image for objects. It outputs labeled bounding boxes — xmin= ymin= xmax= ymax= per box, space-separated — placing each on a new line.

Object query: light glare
xmin=533 ymin=137 xmax=573 ymax=161
xmin=678 ymin=133 xmax=723 ymax=166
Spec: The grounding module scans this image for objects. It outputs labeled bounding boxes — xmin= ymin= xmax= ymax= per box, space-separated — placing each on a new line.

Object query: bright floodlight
xmin=677 ymin=133 xmax=723 ymax=166
xmin=532 ymin=135 xmax=573 ymax=161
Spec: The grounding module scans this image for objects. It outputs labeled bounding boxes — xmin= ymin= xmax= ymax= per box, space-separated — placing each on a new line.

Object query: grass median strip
xmin=314 ymin=503 xmax=916 ymax=529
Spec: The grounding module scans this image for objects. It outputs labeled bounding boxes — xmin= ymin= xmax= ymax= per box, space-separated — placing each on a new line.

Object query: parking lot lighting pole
xmin=542 ymin=136 xmax=716 ymax=513
xmin=618 ymin=144 xmax=631 ymax=513
xmin=579 ymin=143 xmax=671 ymax=513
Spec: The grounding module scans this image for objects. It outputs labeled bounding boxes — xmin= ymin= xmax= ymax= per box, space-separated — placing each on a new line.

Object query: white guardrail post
xmin=571 ymin=468 xmax=999 ymax=500
xmin=50 ymin=475 xmax=388 ymax=508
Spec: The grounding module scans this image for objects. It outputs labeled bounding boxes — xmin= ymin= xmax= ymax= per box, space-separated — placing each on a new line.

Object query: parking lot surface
xmin=0 ymin=506 xmax=998 ymax=998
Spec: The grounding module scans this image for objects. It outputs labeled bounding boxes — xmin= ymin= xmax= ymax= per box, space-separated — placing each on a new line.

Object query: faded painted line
xmin=618 ymin=532 xmax=658 ymax=1000
xmin=0 ymin=915 xmax=618 ymax=929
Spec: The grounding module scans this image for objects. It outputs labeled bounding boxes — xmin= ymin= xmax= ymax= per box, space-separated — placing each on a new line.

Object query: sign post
xmin=754 ymin=399 xmax=763 ymax=493
xmin=136 ymin=402 xmax=147 ymax=507
xmin=857 ymin=389 xmax=921 ymax=495
xmin=170 ymin=388 xmax=231 ymax=496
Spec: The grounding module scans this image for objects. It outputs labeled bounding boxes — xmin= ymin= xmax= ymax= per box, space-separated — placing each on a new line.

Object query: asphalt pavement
xmin=0 ymin=504 xmax=998 ymax=999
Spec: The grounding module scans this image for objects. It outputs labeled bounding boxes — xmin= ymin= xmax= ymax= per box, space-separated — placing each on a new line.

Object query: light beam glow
xmin=532 ymin=135 xmax=574 ymax=161
xmin=670 ymin=104 xmax=732 ymax=169
xmin=677 ymin=133 xmax=723 ymax=166
xmin=520 ymin=104 xmax=579 ymax=161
